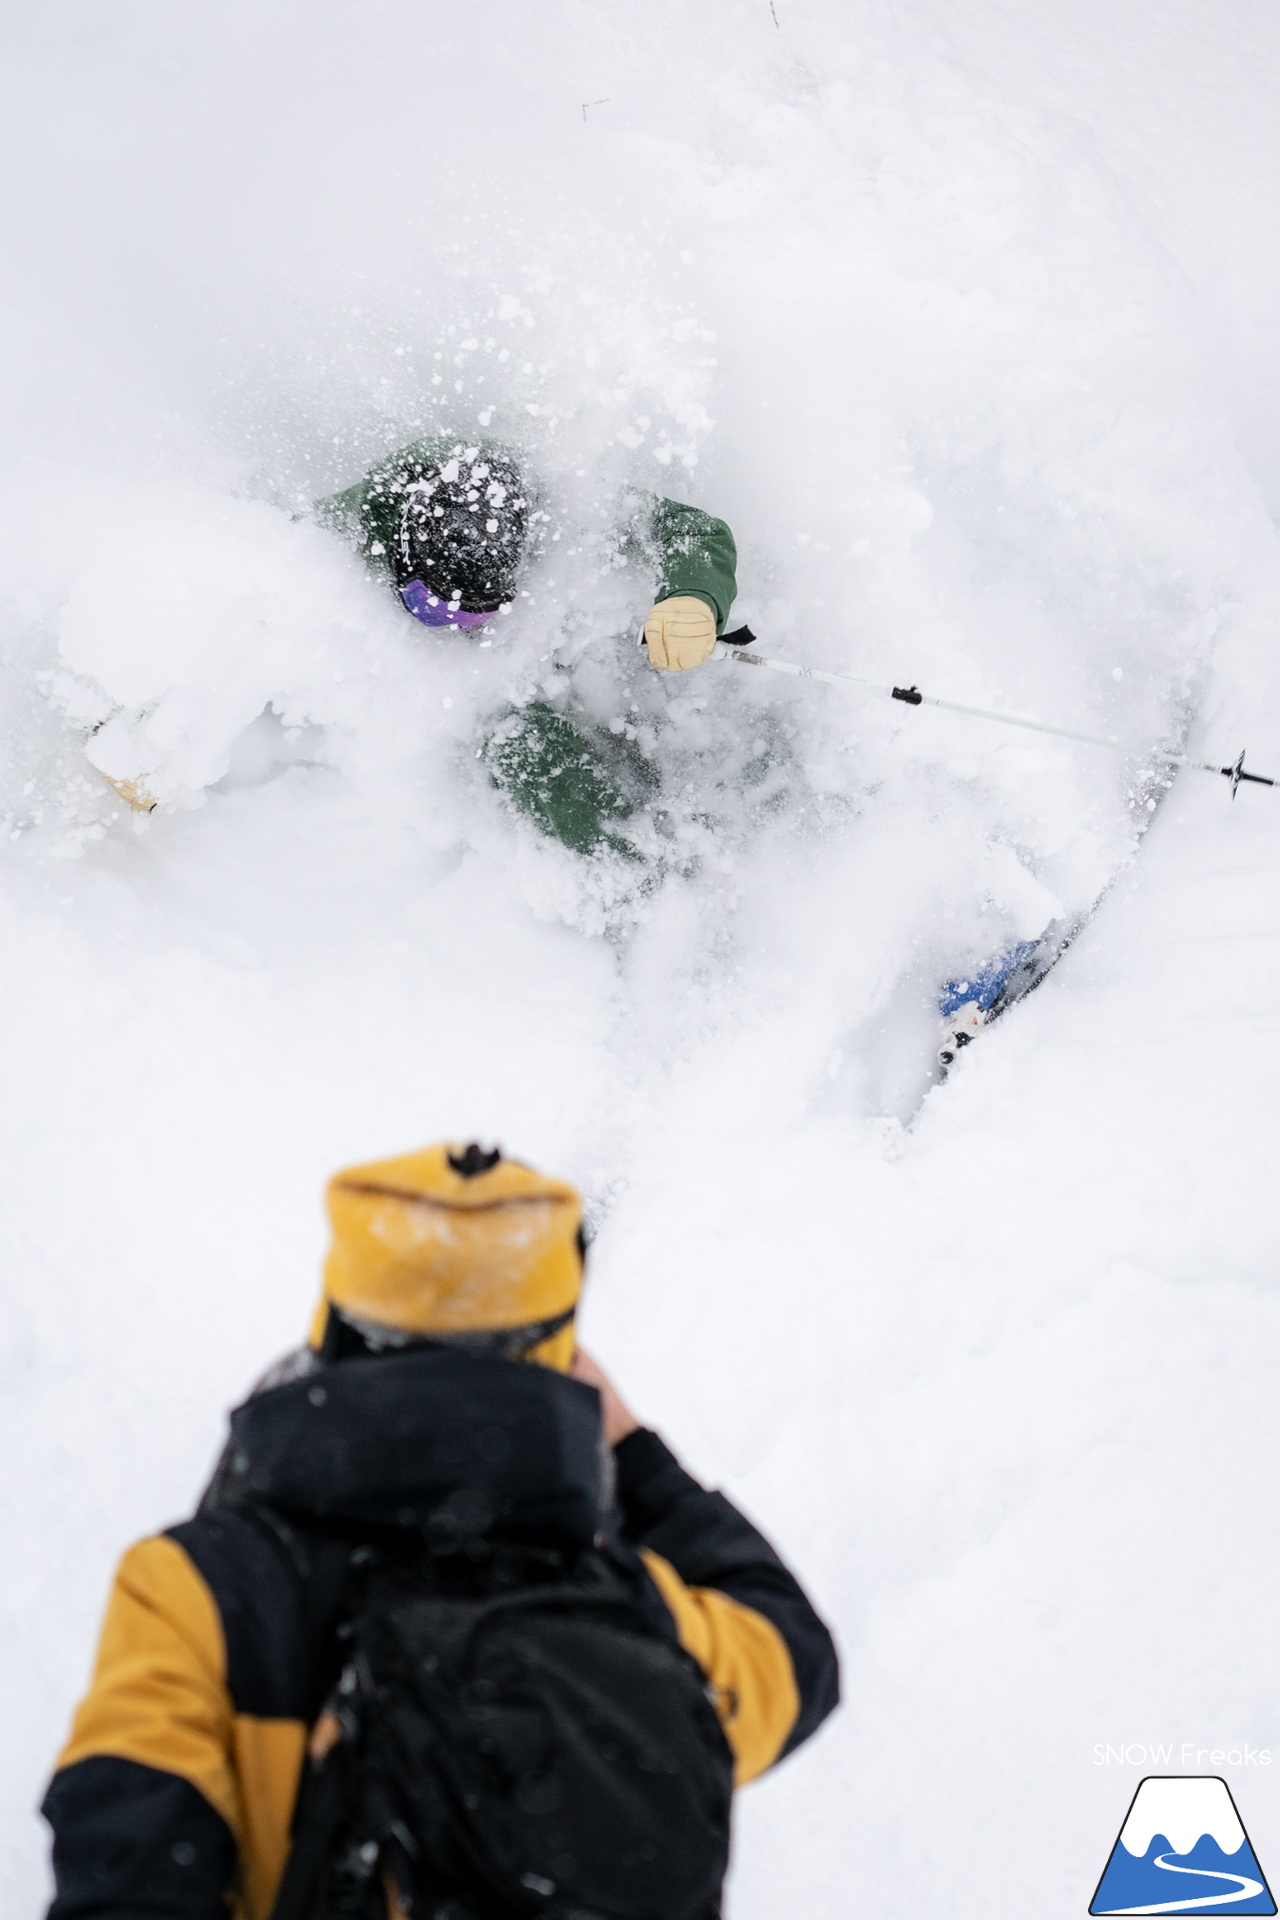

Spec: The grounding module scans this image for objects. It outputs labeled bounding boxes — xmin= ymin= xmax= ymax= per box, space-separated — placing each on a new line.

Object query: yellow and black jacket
xmin=43 ymin=1349 xmax=839 ymax=1920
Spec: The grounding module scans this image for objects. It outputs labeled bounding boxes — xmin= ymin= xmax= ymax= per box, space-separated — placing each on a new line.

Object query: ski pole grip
xmin=892 ymin=685 xmax=923 ymax=705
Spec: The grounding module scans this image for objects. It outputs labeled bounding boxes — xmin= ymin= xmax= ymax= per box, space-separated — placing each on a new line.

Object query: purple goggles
xmin=400 ymin=580 xmax=495 ymax=632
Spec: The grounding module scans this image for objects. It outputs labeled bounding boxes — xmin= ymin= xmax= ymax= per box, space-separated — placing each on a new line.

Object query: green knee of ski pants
xmin=482 ymin=702 xmax=655 ymax=857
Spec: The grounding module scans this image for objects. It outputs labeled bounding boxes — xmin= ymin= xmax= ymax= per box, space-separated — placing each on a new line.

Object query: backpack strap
xmin=268 ymin=1729 xmax=356 ymax=1920
xmin=267 ymin=1533 xmax=366 ymax=1920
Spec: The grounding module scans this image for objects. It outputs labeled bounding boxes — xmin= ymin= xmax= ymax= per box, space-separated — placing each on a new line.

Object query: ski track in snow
xmin=3 ymin=3 xmax=1280 ymax=1915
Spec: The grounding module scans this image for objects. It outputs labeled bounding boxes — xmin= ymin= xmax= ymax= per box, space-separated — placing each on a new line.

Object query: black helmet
xmin=392 ymin=447 xmax=529 ymax=613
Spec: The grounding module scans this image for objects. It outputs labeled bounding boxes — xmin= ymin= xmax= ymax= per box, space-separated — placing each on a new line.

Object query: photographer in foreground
xmin=43 ymin=1141 xmax=839 ymax=1920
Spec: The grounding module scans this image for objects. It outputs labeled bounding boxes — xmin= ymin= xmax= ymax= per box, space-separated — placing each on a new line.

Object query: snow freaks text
xmin=1094 ymin=1746 xmax=1274 ymax=1768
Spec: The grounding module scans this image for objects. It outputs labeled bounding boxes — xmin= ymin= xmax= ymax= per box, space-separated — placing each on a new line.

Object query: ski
xmin=937 ymin=921 xmax=1080 ymax=1070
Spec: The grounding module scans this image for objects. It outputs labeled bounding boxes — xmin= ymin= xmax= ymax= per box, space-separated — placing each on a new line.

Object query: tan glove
xmin=643 ymin=595 xmax=718 ymax=672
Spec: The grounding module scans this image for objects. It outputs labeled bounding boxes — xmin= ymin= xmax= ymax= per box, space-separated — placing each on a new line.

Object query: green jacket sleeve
xmin=646 ymin=496 xmax=738 ymax=632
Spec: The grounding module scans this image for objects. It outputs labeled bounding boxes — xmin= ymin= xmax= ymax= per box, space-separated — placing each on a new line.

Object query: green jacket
xmin=316 ymin=438 xmax=738 ymax=630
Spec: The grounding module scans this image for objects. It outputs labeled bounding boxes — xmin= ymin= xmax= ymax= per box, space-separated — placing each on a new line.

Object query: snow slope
xmin=2 ymin=2 xmax=1279 ymax=1913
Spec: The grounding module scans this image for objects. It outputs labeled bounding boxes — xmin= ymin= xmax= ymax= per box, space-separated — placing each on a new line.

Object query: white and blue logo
xmin=1091 ymin=1777 xmax=1275 ymax=1915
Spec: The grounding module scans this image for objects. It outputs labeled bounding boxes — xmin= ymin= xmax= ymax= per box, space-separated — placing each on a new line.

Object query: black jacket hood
xmin=216 ymin=1348 xmax=605 ymax=1549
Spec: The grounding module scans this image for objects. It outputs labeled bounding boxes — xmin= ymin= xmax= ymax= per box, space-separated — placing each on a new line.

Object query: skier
xmin=316 ymin=437 xmax=737 ymax=671
xmin=96 ymin=439 xmax=738 ymax=824
xmin=316 ymin=437 xmax=741 ymax=855
xmin=42 ymin=1140 xmax=839 ymax=1920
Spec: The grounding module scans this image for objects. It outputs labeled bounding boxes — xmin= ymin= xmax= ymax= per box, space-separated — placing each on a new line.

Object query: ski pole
xmin=712 ymin=632 xmax=1276 ymax=797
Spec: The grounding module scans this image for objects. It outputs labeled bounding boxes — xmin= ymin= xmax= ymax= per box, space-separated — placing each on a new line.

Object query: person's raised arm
xmin=641 ymin=497 xmax=738 ymax=672
xmin=572 ymin=1347 xmax=840 ymax=1779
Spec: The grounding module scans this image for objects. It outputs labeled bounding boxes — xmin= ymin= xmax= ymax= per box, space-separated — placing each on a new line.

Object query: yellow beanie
xmin=313 ymin=1142 xmax=583 ymax=1372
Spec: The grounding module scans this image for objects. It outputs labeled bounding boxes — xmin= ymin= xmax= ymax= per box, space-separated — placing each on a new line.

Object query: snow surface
xmin=3 ymin=2 xmax=1280 ymax=1914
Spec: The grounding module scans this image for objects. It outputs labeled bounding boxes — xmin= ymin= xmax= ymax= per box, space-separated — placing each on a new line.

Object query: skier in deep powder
xmin=322 ymin=438 xmax=1063 ymax=1051
xmin=316 ymin=437 xmax=737 ymax=671
xmin=90 ymin=425 xmax=1042 ymax=1067
xmin=315 ymin=436 xmax=742 ymax=856
xmin=98 ymin=437 xmax=740 ymax=840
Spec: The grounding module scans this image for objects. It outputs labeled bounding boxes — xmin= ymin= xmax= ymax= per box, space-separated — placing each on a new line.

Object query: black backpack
xmin=269 ymin=1537 xmax=734 ymax=1920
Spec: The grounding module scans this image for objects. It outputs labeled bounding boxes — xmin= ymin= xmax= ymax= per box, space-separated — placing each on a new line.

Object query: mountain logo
xmin=1091 ymin=1776 xmax=1276 ymax=1916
